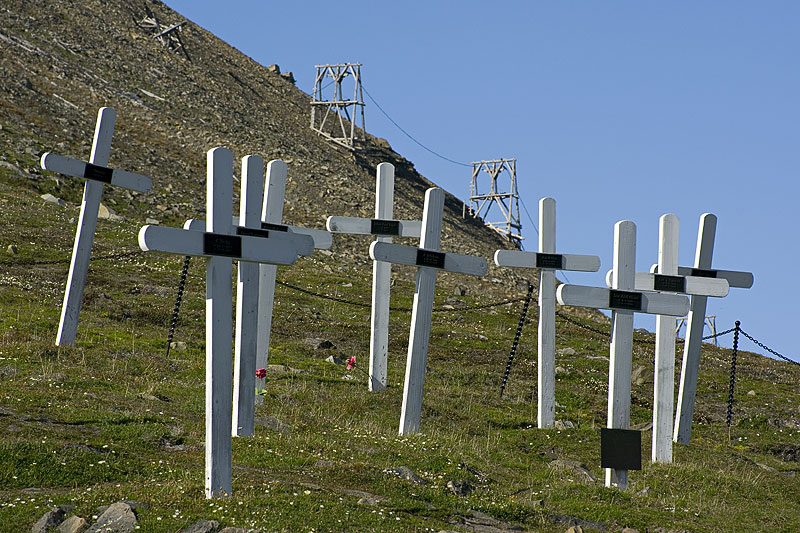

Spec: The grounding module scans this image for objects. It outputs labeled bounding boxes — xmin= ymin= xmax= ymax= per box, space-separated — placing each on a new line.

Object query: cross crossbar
xmin=604 ymin=270 xmax=730 ymax=297
xmin=494 ymin=250 xmax=600 ymax=272
xmin=370 ymin=242 xmax=487 ymax=277
xmin=41 ymin=153 xmax=153 ymax=192
xmin=184 ymin=218 xmax=331 ymax=250
xmin=326 ymin=216 xmax=422 ymax=238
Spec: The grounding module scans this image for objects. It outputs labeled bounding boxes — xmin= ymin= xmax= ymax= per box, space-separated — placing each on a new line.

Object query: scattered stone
xmin=280 ymin=71 xmax=296 ymax=84
xmin=556 ymin=347 xmax=577 ymax=356
xmin=268 ymin=64 xmax=281 ymax=74
xmin=177 ymin=520 xmax=219 ymax=533
xmin=357 ymin=496 xmax=379 ymax=507
xmin=555 ymin=366 xmax=571 ymax=377
xmin=41 ymin=193 xmax=66 ymax=207
xmin=631 ymin=365 xmax=652 ymax=386
xmin=325 ymin=355 xmax=345 ymax=366
xmin=548 ymin=512 xmax=608 ymax=531
xmin=621 ymin=528 xmax=640 ymax=533
xmin=58 ymin=515 xmax=89 ymax=533
xmin=631 ymin=421 xmax=653 ymax=432
xmin=449 ymin=509 xmax=525 ymax=532
xmin=565 ymin=527 xmax=583 ymax=533
xmin=86 ymin=501 xmax=139 ymax=532
xmin=454 ymin=286 xmax=467 ymax=296
xmin=634 ymin=486 xmax=652 ymax=497
xmin=747 ymin=389 xmax=756 ymax=396
xmin=32 ymin=507 xmax=66 ymax=533
xmin=447 ymin=480 xmax=474 ymax=496
xmin=218 ymin=528 xmax=249 ymax=533
xmin=145 ymin=218 xmax=160 ymax=225
xmin=0 ymin=365 xmax=17 ymax=379
xmin=314 ymin=459 xmax=335 ymax=467
xmin=316 ymin=339 xmax=335 ymax=350
xmin=384 ymin=466 xmax=426 ymax=486
xmin=554 ymin=419 xmax=576 ymax=430
xmin=7 ymin=244 xmax=18 ymax=254
xmin=756 ymin=462 xmax=778 ymax=473
xmin=98 ymin=203 xmax=124 ymax=222
xmin=254 ymin=415 xmax=291 ymax=435
xmin=265 ymin=363 xmax=302 ymax=374
xmin=548 ymin=459 xmax=597 ymax=484
xmin=169 ymin=341 xmax=187 ymax=351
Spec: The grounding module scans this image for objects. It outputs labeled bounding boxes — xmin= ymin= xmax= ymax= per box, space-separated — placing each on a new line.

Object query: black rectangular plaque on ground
xmin=600 ymin=428 xmax=642 ymax=471
xmin=536 ymin=253 xmax=564 ymax=269
xmin=416 ymin=249 xmax=446 ymax=269
xmin=370 ymin=219 xmax=401 ymax=236
xmin=203 ymin=233 xmax=242 ymax=258
xmin=83 ymin=163 xmax=113 ymax=184
xmin=608 ymin=290 xmax=643 ymax=311
xmin=653 ymin=274 xmax=686 ymax=293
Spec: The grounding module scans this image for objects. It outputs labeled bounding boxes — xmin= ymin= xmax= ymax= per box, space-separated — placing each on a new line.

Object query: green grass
xmin=1 ymin=175 xmax=799 ymax=532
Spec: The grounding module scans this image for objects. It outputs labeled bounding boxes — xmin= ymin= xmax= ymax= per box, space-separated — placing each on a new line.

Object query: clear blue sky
xmin=164 ymin=1 xmax=799 ymax=363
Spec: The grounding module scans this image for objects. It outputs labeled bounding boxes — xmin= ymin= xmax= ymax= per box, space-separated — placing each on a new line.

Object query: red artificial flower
xmin=346 ymin=356 xmax=356 ymax=370
xmin=255 ymin=368 xmax=267 ymax=379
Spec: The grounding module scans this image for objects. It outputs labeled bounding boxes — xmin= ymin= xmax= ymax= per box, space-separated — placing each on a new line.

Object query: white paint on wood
xmin=232 ymin=155 xmax=264 ymax=437
xmin=370 ymin=242 xmax=487 ymax=277
xmin=652 ymin=214 xmax=678 ymax=464
xmin=184 ymin=217 xmax=331 ymax=250
xmin=538 ymin=197 xmax=556 ymax=428
xmin=326 ymin=216 xmax=422 ymax=238
xmin=603 ymin=270 xmax=730 ymax=297
xmin=54 ymin=107 xmax=115 ymax=346
xmin=40 ymin=152 xmax=153 ymax=192
xmin=556 ymin=285 xmax=689 ymax=316
xmin=399 ymin=188 xmax=444 ymax=435
xmin=205 ymin=147 xmax=234 ymax=499
xmin=493 ymin=250 xmax=601 ymax=272
xmin=369 ymin=162 xmax=394 ymax=392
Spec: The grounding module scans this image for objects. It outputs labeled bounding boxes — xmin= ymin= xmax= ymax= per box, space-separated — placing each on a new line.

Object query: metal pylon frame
xmin=676 ymin=314 xmax=718 ymax=346
xmin=469 ymin=159 xmax=522 ymax=245
xmin=310 ymin=63 xmax=366 ymax=151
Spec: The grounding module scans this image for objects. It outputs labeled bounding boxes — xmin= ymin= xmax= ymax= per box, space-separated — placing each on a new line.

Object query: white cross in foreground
xmin=666 ymin=213 xmax=753 ymax=445
xmin=184 ymin=159 xmax=331 ymax=437
xmin=369 ymin=187 xmax=487 ymax=435
xmin=603 ymin=214 xmax=728 ymax=463
xmin=326 ymin=162 xmax=422 ymax=392
xmin=138 ymin=147 xmax=313 ymax=498
xmin=556 ymin=220 xmax=689 ymax=489
xmin=493 ymin=197 xmax=601 ymax=428
xmin=40 ymin=107 xmax=153 ymax=346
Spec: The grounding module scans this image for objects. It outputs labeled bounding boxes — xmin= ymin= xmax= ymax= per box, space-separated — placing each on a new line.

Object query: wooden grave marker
xmin=603 ymin=215 xmax=728 ymax=463
xmin=138 ymin=147 xmax=313 ymax=498
xmin=668 ymin=214 xmax=753 ymax=445
xmin=40 ymin=107 xmax=153 ymax=346
xmin=493 ymin=197 xmax=600 ymax=428
xmin=185 ymin=160 xmax=331 ymax=437
xmin=369 ymin=188 xmax=487 ymax=435
xmin=326 ymin=162 xmax=422 ymax=391
xmin=556 ymin=220 xmax=689 ymax=489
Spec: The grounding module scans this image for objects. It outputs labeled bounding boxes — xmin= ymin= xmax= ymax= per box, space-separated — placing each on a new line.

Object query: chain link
xmin=739 ymin=329 xmax=800 ymax=367
xmin=499 ymin=283 xmax=534 ymax=398
xmin=165 ymin=255 xmax=191 ymax=359
xmin=727 ymin=321 xmax=741 ymax=428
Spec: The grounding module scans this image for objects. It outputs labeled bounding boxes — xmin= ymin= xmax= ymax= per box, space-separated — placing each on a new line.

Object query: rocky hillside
xmin=0 ymin=0 xmax=539 ymax=295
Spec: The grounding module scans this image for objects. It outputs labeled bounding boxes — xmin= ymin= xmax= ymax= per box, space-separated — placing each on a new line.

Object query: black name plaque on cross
xmin=370 ymin=219 xmax=401 ymax=236
xmin=261 ymin=222 xmax=288 ymax=232
xmin=608 ymin=290 xmax=643 ymax=311
xmin=653 ymin=274 xmax=686 ymax=293
xmin=416 ymin=249 xmax=446 ymax=269
xmin=691 ymin=268 xmax=717 ymax=278
xmin=236 ymin=227 xmax=270 ymax=239
xmin=600 ymin=428 xmax=642 ymax=471
xmin=536 ymin=253 xmax=564 ymax=269
xmin=203 ymin=233 xmax=242 ymax=258
xmin=83 ymin=163 xmax=113 ymax=184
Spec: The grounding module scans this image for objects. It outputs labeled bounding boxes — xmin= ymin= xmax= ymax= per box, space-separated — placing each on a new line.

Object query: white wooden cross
xmin=40 ymin=107 xmax=153 ymax=346
xmin=556 ymin=220 xmax=689 ymax=489
xmin=493 ymin=197 xmax=601 ymax=428
xmin=326 ymin=162 xmax=422 ymax=392
xmin=138 ymin=147 xmax=314 ymax=498
xmin=184 ymin=159 xmax=331 ymax=437
xmin=602 ymin=214 xmax=729 ymax=464
xmin=369 ymin=187 xmax=487 ymax=435
xmin=669 ymin=213 xmax=753 ymax=445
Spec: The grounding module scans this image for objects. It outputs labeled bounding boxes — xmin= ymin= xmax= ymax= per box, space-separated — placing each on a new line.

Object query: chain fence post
xmin=165 ymin=255 xmax=191 ymax=358
xmin=726 ymin=320 xmax=741 ymax=436
xmin=499 ymin=282 xmax=534 ymax=398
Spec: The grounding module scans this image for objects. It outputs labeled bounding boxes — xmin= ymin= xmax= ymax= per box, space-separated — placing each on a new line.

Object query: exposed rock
xmin=0 ymin=366 xmax=17 ymax=379
xmin=280 ymin=71 xmax=295 ymax=84
xmin=32 ymin=507 xmax=66 ymax=533
xmin=447 ymin=479 xmax=474 ymax=496
xmin=554 ymin=419 xmax=576 ymax=430
xmin=86 ymin=501 xmax=138 ymax=532
xmin=548 ymin=512 xmax=607 ymax=531
xmin=266 ymin=364 xmax=301 ymax=374
xmin=254 ymin=415 xmax=291 ymax=435
xmin=565 ymin=527 xmax=583 ymax=533
xmin=145 ymin=218 xmax=160 ymax=224
xmin=621 ymin=528 xmax=640 ymax=533
xmin=384 ymin=466 xmax=426 ymax=486
xmin=747 ymin=389 xmax=756 ymax=396
xmin=357 ymin=496 xmax=379 ymax=507
xmin=98 ymin=203 xmax=124 ymax=221
xmin=7 ymin=244 xmax=18 ymax=254
xmin=631 ymin=421 xmax=653 ymax=431
xmin=41 ymin=193 xmax=66 ymax=207
xmin=631 ymin=365 xmax=652 ymax=386
xmin=58 ymin=515 xmax=89 ymax=533
xmin=267 ymin=64 xmax=280 ymax=74
xmin=548 ymin=459 xmax=597 ymax=483
xmin=449 ymin=509 xmax=526 ymax=532
xmin=555 ymin=366 xmax=571 ymax=376
xmin=556 ymin=347 xmax=577 ymax=356
xmin=169 ymin=341 xmax=187 ymax=351
xmin=634 ymin=486 xmax=652 ymax=497
xmin=325 ymin=355 xmax=345 ymax=366
xmin=177 ymin=520 xmax=219 ymax=533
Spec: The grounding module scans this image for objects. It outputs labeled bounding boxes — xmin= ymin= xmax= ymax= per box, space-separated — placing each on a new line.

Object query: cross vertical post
xmin=538 ymin=197 xmax=557 ymax=428
xmin=652 ymin=214 xmax=679 ymax=463
xmin=232 ymin=155 xmax=265 ymax=437
xmin=369 ymin=162 xmax=394 ymax=391
xmin=399 ymin=188 xmax=444 ymax=435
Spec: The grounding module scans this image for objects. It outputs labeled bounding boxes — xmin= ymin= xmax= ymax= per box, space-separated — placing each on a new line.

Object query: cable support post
xmin=499 ymin=283 xmax=534 ymax=398
xmin=727 ymin=320 xmax=741 ymax=431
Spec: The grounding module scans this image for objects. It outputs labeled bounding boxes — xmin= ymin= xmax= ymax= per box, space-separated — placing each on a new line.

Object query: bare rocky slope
xmin=0 ymin=0 xmax=541 ymax=297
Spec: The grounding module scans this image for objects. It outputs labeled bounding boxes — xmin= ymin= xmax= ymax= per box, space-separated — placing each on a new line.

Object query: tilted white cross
xmin=138 ymin=147 xmax=314 ymax=498
xmin=493 ymin=197 xmax=600 ymax=428
xmin=668 ymin=214 xmax=753 ymax=445
xmin=602 ymin=215 xmax=729 ymax=464
xmin=184 ymin=159 xmax=331 ymax=437
xmin=556 ymin=220 xmax=689 ymax=489
xmin=326 ymin=162 xmax=422 ymax=392
xmin=369 ymin=187 xmax=487 ymax=435
xmin=40 ymin=107 xmax=153 ymax=346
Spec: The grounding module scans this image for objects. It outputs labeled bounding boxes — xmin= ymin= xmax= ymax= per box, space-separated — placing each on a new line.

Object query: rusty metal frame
xmin=310 ymin=63 xmax=366 ymax=150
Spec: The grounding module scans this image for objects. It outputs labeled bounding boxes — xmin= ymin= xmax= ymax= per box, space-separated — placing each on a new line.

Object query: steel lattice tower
xmin=469 ymin=159 xmax=522 ymax=245
xmin=310 ymin=63 xmax=366 ymax=150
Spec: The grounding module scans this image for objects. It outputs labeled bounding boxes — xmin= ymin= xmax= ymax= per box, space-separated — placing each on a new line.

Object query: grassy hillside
xmin=1 ymin=1 xmax=799 ymax=531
